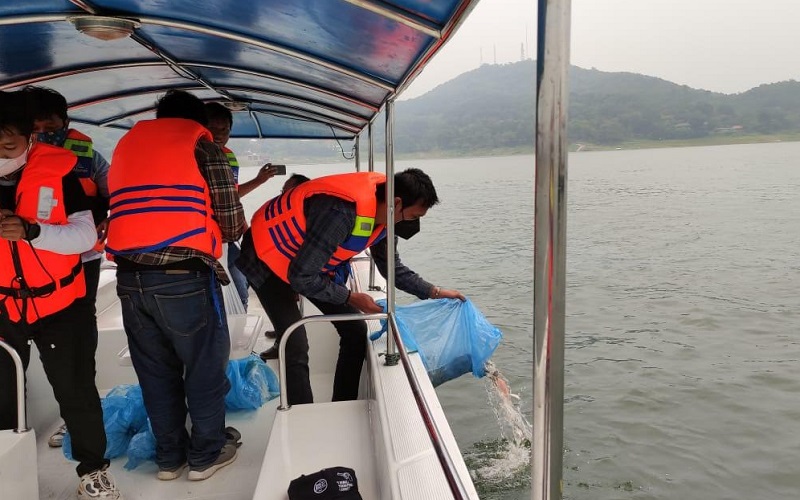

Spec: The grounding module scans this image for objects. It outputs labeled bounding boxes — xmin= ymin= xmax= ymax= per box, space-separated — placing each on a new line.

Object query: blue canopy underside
xmin=0 ymin=0 xmax=474 ymax=139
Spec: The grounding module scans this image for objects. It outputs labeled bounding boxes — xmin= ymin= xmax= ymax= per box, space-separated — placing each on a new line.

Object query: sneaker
xmin=48 ymin=423 xmax=67 ymax=448
xmin=77 ymin=466 xmax=123 ymax=499
xmin=157 ymin=462 xmax=187 ymax=481
xmin=259 ymin=344 xmax=279 ymax=361
xmin=225 ymin=426 xmax=242 ymax=448
xmin=188 ymin=443 xmax=238 ymax=481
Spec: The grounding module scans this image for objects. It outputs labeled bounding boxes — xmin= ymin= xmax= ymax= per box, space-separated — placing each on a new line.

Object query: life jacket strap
xmin=0 ymin=261 xmax=83 ymax=299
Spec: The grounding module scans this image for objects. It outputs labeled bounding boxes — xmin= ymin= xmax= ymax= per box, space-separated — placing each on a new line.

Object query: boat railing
xmin=0 ymin=339 xmax=30 ymax=433
xmin=276 ymin=312 xmax=470 ymax=500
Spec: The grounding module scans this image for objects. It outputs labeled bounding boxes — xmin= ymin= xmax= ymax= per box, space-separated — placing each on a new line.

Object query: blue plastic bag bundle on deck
xmin=370 ymin=298 xmax=503 ymax=387
xmin=124 ymin=421 xmax=157 ymax=470
xmin=124 ymin=357 xmax=278 ymax=470
xmin=66 ymin=357 xmax=279 ymax=468
xmin=225 ymin=354 xmax=281 ymax=410
xmin=63 ymin=384 xmax=148 ymax=460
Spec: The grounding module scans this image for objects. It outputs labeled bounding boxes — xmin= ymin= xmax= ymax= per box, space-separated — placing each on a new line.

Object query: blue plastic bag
xmin=63 ymin=384 xmax=148 ymax=460
xmin=67 ymin=357 xmax=280 ymax=468
xmin=370 ymin=298 xmax=503 ymax=386
xmin=124 ymin=421 xmax=157 ymax=470
xmin=225 ymin=355 xmax=280 ymax=410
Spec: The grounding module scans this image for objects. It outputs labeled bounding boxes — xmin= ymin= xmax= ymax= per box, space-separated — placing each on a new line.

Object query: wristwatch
xmin=24 ymin=221 xmax=41 ymax=241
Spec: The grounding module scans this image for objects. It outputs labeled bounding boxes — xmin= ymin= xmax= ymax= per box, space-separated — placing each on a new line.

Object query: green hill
xmin=395 ymin=60 xmax=800 ymax=153
xmin=81 ymin=61 xmax=800 ymax=161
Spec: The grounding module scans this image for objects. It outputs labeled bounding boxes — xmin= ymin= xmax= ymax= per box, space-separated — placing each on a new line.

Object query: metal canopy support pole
xmin=368 ymin=121 xmax=375 ymax=173
xmin=384 ymin=99 xmax=399 ymax=366
xmin=367 ymin=121 xmax=380 ymax=291
xmin=532 ymin=1 xmax=571 ymax=499
xmin=354 ymin=135 xmax=361 ymax=172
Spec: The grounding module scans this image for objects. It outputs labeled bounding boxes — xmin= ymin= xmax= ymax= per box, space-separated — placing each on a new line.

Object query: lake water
xmin=238 ymin=141 xmax=800 ymax=499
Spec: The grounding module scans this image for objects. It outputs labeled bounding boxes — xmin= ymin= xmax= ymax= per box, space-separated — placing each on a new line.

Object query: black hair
xmin=205 ymin=102 xmax=233 ymax=127
xmin=288 ymin=173 xmax=310 ymax=185
xmin=376 ymin=168 xmax=439 ymax=208
xmin=0 ymin=90 xmax=34 ymax=138
xmin=156 ymin=90 xmax=208 ymax=126
xmin=22 ymin=85 xmax=68 ymax=122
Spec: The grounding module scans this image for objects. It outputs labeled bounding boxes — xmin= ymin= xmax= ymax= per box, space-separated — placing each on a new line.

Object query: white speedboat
xmin=5 ymin=253 xmax=479 ymax=499
xmin=0 ymin=1 xmax=489 ymax=498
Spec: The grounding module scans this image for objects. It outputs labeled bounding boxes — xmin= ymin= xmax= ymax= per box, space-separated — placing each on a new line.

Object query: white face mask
xmin=0 ymin=145 xmax=29 ymax=177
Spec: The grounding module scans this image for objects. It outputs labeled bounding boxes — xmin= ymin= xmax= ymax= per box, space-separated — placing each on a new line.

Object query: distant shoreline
xmin=239 ymin=133 xmax=800 ymax=167
xmin=573 ymin=132 xmax=800 ymax=152
xmin=399 ymin=133 xmax=800 ymax=158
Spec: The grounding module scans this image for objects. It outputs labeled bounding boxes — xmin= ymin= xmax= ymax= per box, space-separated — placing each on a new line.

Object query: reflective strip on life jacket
xmin=106 ymin=184 xmax=211 ymax=255
xmin=64 ymin=130 xmax=100 ymax=204
xmin=63 ymin=130 xmax=95 ymax=183
xmin=223 ymin=147 xmax=240 ymax=186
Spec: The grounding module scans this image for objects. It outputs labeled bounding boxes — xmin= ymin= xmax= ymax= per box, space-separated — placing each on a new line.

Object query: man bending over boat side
xmin=105 ymin=90 xmax=246 ymax=482
xmin=0 ymin=90 xmax=123 ymax=499
xmin=22 ymin=85 xmax=113 ymax=450
xmin=205 ymin=102 xmax=278 ymax=311
xmin=236 ymin=168 xmax=464 ymax=405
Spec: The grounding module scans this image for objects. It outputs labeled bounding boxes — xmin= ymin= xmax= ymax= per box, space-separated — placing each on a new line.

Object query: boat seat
xmin=0 ymin=430 xmax=39 ymax=499
xmin=253 ymin=400 xmax=379 ymax=500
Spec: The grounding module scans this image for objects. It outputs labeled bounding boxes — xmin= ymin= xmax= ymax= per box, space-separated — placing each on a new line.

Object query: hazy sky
xmin=403 ymin=0 xmax=800 ymax=98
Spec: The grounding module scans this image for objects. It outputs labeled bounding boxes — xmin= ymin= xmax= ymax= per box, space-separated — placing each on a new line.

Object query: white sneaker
xmin=157 ymin=462 xmax=187 ymax=481
xmin=77 ymin=466 xmax=123 ymax=499
xmin=48 ymin=423 xmax=67 ymax=448
xmin=188 ymin=443 xmax=238 ymax=481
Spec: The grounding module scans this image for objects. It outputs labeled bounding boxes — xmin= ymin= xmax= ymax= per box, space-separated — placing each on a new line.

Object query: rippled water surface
xmin=240 ymin=142 xmax=800 ymax=499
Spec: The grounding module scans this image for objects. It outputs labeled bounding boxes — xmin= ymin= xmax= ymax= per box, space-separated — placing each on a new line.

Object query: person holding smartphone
xmin=205 ymin=103 xmax=281 ymax=310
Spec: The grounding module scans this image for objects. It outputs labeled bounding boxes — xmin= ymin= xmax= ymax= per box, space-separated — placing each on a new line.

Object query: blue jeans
xmin=227 ymin=242 xmax=249 ymax=311
xmin=116 ymin=270 xmax=231 ymax=469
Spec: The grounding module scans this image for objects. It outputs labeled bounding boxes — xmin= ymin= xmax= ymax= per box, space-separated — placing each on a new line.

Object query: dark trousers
xmin=227 ymin=242 xmax=250 ymax=311
xmin=81 ymin=258 xmax=101 ymax=310
xmin=116 ymin=270 xmax=230 ymax=469
xmin=80 ymin=258 xmax=101 ymax=341
xmin=253 ymin=272 xmax=367 ymax=405
xmin=0 ymin=299 xmax=108 ymax=477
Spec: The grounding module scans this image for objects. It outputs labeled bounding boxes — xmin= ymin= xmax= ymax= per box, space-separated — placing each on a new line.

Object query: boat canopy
xmin=0 ymin=0 xmax=477 ymax=139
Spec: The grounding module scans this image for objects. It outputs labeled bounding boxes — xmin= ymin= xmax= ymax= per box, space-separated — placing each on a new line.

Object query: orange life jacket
xmin=105 ymin=118 xmax=222 ymax=259
xmin=0 ymin=143 xmax=86 ymax=324
xmin=62 ymin=128 xmax=105 ymax=252
xmin=63 ymin=129 xmax=97 ymax=197
xmin=251 ymin=172 xmax=387 ymax=283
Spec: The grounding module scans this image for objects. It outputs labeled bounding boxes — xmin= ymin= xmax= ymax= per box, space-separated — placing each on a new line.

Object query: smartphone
xmin=271 ymin=164 xmax=287 ymax=175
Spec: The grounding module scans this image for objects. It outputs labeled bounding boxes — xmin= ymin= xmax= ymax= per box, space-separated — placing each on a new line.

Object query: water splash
xmin=464 ymin=361 xmax=532 ymax=496
xmin=485 ymin=360 xmax=531 ymax=446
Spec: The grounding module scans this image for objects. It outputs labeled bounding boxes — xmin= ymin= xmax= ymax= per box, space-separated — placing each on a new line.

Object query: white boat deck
xmin=7 ymin=256 xmax=478 ymax=499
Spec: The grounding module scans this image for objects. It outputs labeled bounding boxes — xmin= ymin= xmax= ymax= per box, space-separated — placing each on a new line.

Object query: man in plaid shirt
xmin=107 ymin=90 xmax=245 ymax=482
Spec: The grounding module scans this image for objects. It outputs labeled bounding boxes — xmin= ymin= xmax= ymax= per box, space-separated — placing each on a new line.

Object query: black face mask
xmin=395 ymin=218 xmax=420 ymax=240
